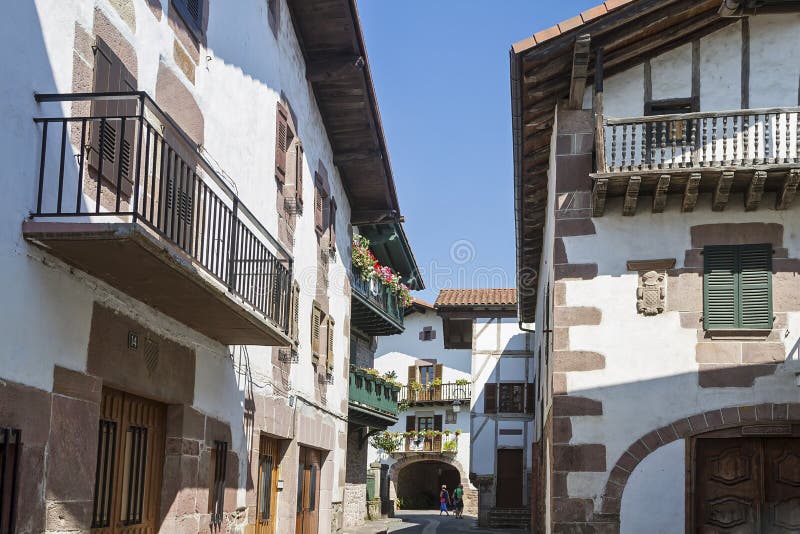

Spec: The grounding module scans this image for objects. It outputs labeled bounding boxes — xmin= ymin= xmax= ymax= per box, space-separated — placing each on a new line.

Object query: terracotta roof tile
xmin=435 ymin=288 xmax=517 ymax=308
xmin=412 ymin=297 xmax=435 ymax=309
xmin=511 ymin=0 xmax=635 ymax=54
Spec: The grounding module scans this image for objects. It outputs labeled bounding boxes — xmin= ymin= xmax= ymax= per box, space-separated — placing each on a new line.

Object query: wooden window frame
xmin=419 ymin=326 xmax=436 ymax=341
xmin=311 ymin=304 xmax=323 ymax=364
xmin=703 ymin=243 xmax=773 ymax=331
xmin=418 ymin=365 xmax=434 ymax=386
xmin=290 ymin=282 xmax=301 ymax=345
xmin=326 ymin=316 xmax=335 ymax=377
xmin=314 ymin=174 xmax=327 ymax=236
xmin=498 ymin=382 xmax=526 ymax=414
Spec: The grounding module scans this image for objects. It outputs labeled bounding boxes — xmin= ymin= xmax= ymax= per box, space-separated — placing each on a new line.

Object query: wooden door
xmin=295 ymin=447 xmax=320 ymax=534
xmin=762 ymin=439 xmax=800 ymax=532
xmin=91 ymin=388 xmax=166 ymax=534
xmin=695 ymin=438 xmax=761 ymax=533
xmin=496 ymin=449 xmax=524 ymax=508
xmin=256 ymin=436 xmax=280 ymax=534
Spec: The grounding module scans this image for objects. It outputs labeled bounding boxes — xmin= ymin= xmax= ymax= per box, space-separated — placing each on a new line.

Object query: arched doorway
xmin=395 ymin=460 xmax=460 ymax=509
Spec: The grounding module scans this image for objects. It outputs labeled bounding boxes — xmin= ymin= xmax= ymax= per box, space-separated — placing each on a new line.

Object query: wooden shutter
xmin=406 ymin=415 xmax=416 ymax=432
xmin=329 ymin=198 xmax=337 ymax=250
xmin=290 ymin=283 xmax=300 ymax=343
xmin=295 ymin=144 xmax=304 ymax=206
xmin=311 ymin=306 xmax=321 ymax=357
xmin=91 ymin=38 xmax=137 ymax=196
xmin=484 ymin=383 xmax=497 ymax=414
xmin=526 ymin=383 xmax=535 ymax=414
xmin=407 ymin=365 xmax=417 ymax=384
xmin=704 ymin=246 xmax=737 ymax=330
xmin=326 ymin=318 xmax=335 ymax=372
xmin=275 ymin=106 xmax=289 ymax=183
xmin=704 ymin=244 xmax=772 ymax=330
xmin=433 ymin=414 xmax=443 ymax=431
xmin=314 ymin=175 xmax=324 ymax=232
xmin=434 ymin=364 xmax=443 ymax=381
xmin=738 ymin=244 xmax=772 ymax=329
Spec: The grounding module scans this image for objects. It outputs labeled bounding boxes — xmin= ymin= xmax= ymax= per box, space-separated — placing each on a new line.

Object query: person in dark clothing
xmin=439 ymin=485 xmax=451 ymax=515
xmin=453 ymin=483 xmax=464 ymax=518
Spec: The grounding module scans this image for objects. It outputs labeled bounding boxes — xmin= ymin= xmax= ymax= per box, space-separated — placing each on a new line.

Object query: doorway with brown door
xmin=296 ymin=446 xmax=321 ymax=534
xmin=256 ymin=435 xmax=281 ymax=534
xmin=693 ymin=435 xmax=800 ymax=532
xmin=496 ymin=448 xmax=524 ymax=508
xmin=90 ymin=387 xmax=166 ymax=534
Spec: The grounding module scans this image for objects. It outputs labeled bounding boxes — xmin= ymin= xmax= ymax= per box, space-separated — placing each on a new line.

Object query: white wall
xmin=1 ymin=0 xmax=351 ymax=529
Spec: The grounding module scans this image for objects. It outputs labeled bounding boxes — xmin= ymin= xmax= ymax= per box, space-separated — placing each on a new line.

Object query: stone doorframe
xmin=387 ymin=454 xmax=475 ymax=515
xmin=593 ymin=402 xmax=800 ymax=531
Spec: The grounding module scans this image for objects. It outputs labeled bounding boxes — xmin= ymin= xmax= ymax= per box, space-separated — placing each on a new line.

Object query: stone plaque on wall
xmin=637 ymin=270 xmax=665 ymax=316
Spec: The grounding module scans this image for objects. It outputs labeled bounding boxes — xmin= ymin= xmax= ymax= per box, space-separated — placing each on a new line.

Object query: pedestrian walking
xmin=453 ymin=483 xmax=464 ymax=518
xmin=439 ymin=485 xmax=451 ymax=516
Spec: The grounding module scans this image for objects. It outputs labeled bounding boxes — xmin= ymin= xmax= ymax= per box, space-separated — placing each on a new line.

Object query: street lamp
xmin=451 ymin=400 xmax=462 ymax=413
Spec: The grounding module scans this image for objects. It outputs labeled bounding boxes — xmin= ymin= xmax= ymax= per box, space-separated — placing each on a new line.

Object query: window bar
xmin=115 ymin=118 xmax=127 ymax=213
xmin=56 ymin=120 xmax=68 ymax=214
xmin=96 ymin=118 xmax=106 ymax=213
xmin=176 ymin=159 xmax=185 ymax=250
xmin=76 ymin=119 xmax=87 ymax=214
xmin=140 ymin=124 xmax=151 ymax=221
xmin=148 ymin=133 xmax=159 ymax=224
xmin=198 ymin=182 xmax=208 ymax=268
xmin=136 ymin=428 xmax=148 ymax=524
xmin=189 ymin=171 xmax=198 ymax=255
xmin=36 ymin=121 xmax=48 ymax=214
xmin=169 ymin=150 xmax=179 ymax=241
xmin=133 ymin=114 xmax=144 ymax=222
xmin=226 ymin=198 xmax=239 ymax=290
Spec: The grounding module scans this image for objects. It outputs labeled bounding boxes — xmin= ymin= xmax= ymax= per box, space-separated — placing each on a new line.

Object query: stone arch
xmin=597 ymin=402 xmax=800 ymax=526
xmin=388 ymin=454 xmax=475 ymax=514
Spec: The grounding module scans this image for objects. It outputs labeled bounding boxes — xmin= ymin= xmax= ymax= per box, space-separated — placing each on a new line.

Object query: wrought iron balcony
xmin=24 ymin=92 xmax=292 ymax=345
xmin=593 ymin=106 xmax=800 ymax=216
xmin=398 ymin=382 xmax=471 ymax=405
xmin=350 ymin=266 xmax=404 ymax=336
xmin=348 ymin=367 xmax=399 ymax=428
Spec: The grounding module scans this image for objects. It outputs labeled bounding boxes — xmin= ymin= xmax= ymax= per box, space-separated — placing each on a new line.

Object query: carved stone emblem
xmin=636 ymin=270 xmax=665 ymax=316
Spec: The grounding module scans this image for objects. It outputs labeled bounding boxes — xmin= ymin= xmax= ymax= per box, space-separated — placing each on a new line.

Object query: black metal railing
xmin=351 ymin=266 xmax=404 ymax=325
xmin=398 ymin=382 xmax=472 ymax=404
xmin=600 ymin=106 xmax=800 ymax=173
xmin=32 ymin=92 xmax=291 ymax=333
xmin=0 ymin=428 xmax=21 ymax=534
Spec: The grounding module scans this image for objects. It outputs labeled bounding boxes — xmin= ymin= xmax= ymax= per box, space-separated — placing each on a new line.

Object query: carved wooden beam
xmin=744 ymin=170 xmax=766 ymax=211
xmin=652 ymin=174 xmax=670 ymax=213
xmin=682 ymin=172 xmax=701 ymax=212
xmin=568 ymin=34 xmax=591 ymax=110
xmin=306 ymin=55 xmax=365 ymax=83
xmin=592 ymin=178 xmax=608 ymax=217
xmin=776 ymin=169 xmax=800 ymax=210
xmin=623 ymin=176 xmax=641 ymax=216
xmin=712 ymin=170 xmax=734 ymax=211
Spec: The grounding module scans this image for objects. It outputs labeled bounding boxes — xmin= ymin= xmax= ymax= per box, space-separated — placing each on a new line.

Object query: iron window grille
xmin=210 ymin=441 xmax=228 ymax=528
xmin=91 ymin=420 xmax=117 ymax=528
xmin=122 ymin=426 xmax=148 ymax=525
xmin=0 ymin=428 xmax=21 ymax=534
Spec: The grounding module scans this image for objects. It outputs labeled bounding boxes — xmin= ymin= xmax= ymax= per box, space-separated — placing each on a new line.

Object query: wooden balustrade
xmin=398 ymin=382 xmax=471 ymax=404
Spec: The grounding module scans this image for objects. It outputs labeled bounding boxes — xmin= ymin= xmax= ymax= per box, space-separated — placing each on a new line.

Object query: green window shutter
xmin=738 ymin=243 xmax=772 ymax=329
xmin=704 ymin=245 xmax=738 ymax=330
xmin=703 ymin=244 xmax=772 ymax=330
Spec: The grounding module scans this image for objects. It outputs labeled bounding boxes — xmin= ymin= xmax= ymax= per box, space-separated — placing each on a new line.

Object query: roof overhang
xmin=510 ymin=0 xmax=739 ymax=323
xmin=358 ymin=222 xmax=424 ymax=290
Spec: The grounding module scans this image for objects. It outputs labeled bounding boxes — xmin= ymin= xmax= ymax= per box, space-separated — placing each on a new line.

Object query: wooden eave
xmin=511 ymin=0 xmax=739 ymax=323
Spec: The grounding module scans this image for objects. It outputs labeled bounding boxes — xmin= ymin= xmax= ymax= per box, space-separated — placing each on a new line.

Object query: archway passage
xmin=395 ymin=460 xmax=460 ymax=510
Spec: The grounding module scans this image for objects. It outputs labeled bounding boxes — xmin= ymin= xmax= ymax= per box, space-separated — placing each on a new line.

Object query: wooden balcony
xmin=398 ymin=382 xmax=471 ymax=406
xmin=25 ymin=92 xmax=292 ymax=346
xmin=350 ymin=267 xmax=404 ymax=336
xmin=592 ymin=107 xmax=800 ymax=216
xmin=348 ymin=367 xmax=400 ymax=428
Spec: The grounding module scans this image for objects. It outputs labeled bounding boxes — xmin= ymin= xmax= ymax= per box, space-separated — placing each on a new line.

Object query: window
xmin=418 ymin=365 xmax=435 ymax=386
xmin=419 ymin=326 xmax=436 ymax=341
xmin=704 ymin=244 xmax=773 ymax=330
xmin=173 ymin=0 xmax=203 ymax=38
xmin=0 ymin=427 xmax=21 ymax=533
xmin=417 ymin=417 xmax=434 ymax=431
xmin=645 ymin=97 xmax=697 ymax=145
xmin=294 ymin=144 xmax=304 ymax=209
xmin=275 ymin=105 xmax=291 ymax=184
xmin=209 ymin=440 xmax=228 ymax=527
xmin=499 ymin=383 xmax=525 ymax=413
xmin=445 ymin=409 xmax=457 ymax=424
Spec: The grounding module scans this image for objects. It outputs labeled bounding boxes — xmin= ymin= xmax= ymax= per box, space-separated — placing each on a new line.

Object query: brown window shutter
xmin=433 ymin=414 xmax=443 ymax=432
xmin=311 ymin=306 xmax=321 ymax=356
xmin=434 ymin=364 xmax=443 ymax=381
xmin=406 ymin=415 xmax=416 ymax=432
xmin=329 ymin=198 xmax=337 ymax=250
xmin=314 ymin=175 xmax=324 ymax=232
xmin=407 ymin=365 xmax=417 ymax=384
xmin=291 ymin=283 xmax=300 ymax=343
xmin=275 ymin=106 xmax=288 ymax=183
xmin=526 ymin=383 xmax=535 ymax=414
xmin=295 ymin=143 xmax=304 ymax=205
xmin=484 ymin=383 xmax=497 ymax=414
xmin=327 ymin=318 xmax=335 ymax=372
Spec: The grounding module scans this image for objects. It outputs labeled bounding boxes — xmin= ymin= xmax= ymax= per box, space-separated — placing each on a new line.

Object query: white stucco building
xmin=511 ymin=1 xmax=800 ymax=533
xmin=0 ymin=1 xmax=417 ymax=534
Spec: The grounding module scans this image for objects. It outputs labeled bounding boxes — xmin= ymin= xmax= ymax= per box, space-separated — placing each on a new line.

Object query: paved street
xmin=384 ymin=510 xmax=525 ymax=534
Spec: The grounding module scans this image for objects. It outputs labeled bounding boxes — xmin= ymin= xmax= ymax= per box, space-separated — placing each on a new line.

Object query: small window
xmin=173 ymin=0 xmax=203 ymax=37
xmin=445 ymin=410 xmax=457 ymax=424
xmin=498 ymin=383 xmax=525 ymax=413
xmin=418 ymin=365 xmax=435 ymax=386
xmin=0 ymin=427 xmax=21 ymax=533
xmin=645 ymin=98 xmax=697 ymax=145
xmin=703 ymin=243 xmax=773 ymax=330
xmin=417 ymin=417 xmax=434 ymax=431
xmin=209 ymin=440 xmax=228 ymax=527
xmin=419 ymin=326 xmax=436 ymax=341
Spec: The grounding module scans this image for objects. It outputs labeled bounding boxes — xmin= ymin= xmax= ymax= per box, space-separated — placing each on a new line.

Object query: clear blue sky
xmin=359 ymin=1 xmax=599 ymax=303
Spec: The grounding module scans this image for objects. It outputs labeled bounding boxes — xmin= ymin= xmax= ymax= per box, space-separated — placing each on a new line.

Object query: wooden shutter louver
xmin=326 ymin=318 xmax=335 ymax=372
xmin=329 ymin=198 xmax=337 ymax=251
xmin=526 ymin=383 xmax=535 ymax=414
xmin=314 ymin=175 xmax=324 ymax=233
xmin=291 ymin=283 xmax=300 ymax=343
xmin=704 ymin=244 xmax=772 ymax=330
xmin=295 ymin=144 xmax=304 ymax=206
xmin=407 ymin=365 xmax=417 ymax=384
xmin=434 ymin=364 xmax=443 ymax=381
xmin=406 ymin=415 xmax=416 ymax=432
xmin=484 ymin=383 xmax=497 ymax=414
xmin=275 ymin=107 xmax=288 ymax=183
xmin=311 ymin=306 xmax=321 ymax=357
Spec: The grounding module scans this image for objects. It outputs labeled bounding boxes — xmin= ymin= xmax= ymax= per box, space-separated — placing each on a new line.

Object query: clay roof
xmin=435 ymin=289 xmax=517 ymax=308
